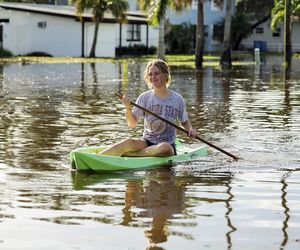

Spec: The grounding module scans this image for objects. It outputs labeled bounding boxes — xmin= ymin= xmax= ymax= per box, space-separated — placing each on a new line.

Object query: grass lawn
xmin=0 ymin=53 xmax=255 ymax=67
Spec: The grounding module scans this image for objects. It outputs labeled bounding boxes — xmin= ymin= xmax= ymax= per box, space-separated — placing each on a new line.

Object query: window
xmin=204 ymin=25 xmax=209 ymax=37
xmin=191 ymin=0 xmax=198 ymax=9
xmin=212 ymin=24 xmax=222 ymax=42
xmin=211 ymin=0 xmax=224 ymax=11
xmin=37 ymin=21 xmax=47 ymax=29
xmin=273 ymin=27 xmax=281 ymax=37
xmin=127 ymin=24 xmax=141 ymax=41
xmin=255 ymin=27 xmax=264 ymax=34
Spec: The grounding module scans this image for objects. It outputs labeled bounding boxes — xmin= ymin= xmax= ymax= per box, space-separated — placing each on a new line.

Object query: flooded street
xmin=0 ymin=57 xmax=299 ymax=249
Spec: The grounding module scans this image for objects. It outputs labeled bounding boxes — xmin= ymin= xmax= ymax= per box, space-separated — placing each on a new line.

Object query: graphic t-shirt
xmin=132 ymin=90 xmax=188 ymax=144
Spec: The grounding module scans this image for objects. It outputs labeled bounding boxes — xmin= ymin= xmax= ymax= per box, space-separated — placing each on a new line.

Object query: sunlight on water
xmin=0 ymin=59 xmax=300 ymax=249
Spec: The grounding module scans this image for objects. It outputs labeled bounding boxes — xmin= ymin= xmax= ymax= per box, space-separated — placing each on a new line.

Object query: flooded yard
xmin=0 ymin=56 xmax=299 ymax=249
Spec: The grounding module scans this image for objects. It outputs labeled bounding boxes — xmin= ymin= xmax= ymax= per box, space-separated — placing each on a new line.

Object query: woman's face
xmin=148 ymin=66 xmax=166 ymax=88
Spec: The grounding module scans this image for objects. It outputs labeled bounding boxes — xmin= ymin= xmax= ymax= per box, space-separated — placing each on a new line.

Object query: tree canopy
xmin=73 ymin=0 xmax=128 ymax=57
xmin=271 ymin=0 xmax=300 ymax=30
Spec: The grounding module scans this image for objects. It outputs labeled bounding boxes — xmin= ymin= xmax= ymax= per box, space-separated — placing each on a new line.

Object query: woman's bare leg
xmin=123 ymin=142 xmax=174 ymax=157
xmin=99 ymin=138 xmax=147 ymax=156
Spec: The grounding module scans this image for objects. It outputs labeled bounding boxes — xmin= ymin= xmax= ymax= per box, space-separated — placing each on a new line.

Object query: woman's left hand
xmin=188 ymin=128 xmax=197 ymax=138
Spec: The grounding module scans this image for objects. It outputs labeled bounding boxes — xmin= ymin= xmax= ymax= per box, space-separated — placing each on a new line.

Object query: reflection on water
xmin=0 ymin=58 xmax=300 ymax=249
xmin=71 ymin=169 xmax=236 ymax=249
xmin=280 ymin=171 xmax=290 ymax=249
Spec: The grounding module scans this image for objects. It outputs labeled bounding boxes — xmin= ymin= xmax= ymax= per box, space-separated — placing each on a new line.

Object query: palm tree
xmin=284 ymin=0 xmax=292 ymax=70
xmin=138 ymin=0 xmax=192 ymax=60
xmin=139 ymin=0 xmax=210 ymax=69
xmin=220 ymin=0 xmax=233 ymax=68
xmin=195 ymin=0 xmax=204 ymax=69
xmin=73 ymin=0 xmax=128 ymax=57
xmin=271 ymin=0 xmax=300 ymax=70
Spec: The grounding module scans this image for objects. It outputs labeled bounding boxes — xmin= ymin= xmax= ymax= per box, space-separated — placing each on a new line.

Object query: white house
xmin=164 ymin=0 xmax=300 ymax=53
xmin=166 ymin=0 xmax=234 ymax=52
xmin=0 ymin=2 xmax=159 ymax=57
xmin=165 ymin=0 xmax=300 ymax=53
xmin=128 ymin=0 xmax=300 ymax=53
xmin=127 ymin=0 xmax=233 ymax=52
xmin=240 ymin=19 xmax=300 ymax=53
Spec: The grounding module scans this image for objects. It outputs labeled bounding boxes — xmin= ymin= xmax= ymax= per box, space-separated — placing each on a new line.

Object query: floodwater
xmin=0 ymin=56 xmax=299 ymax=250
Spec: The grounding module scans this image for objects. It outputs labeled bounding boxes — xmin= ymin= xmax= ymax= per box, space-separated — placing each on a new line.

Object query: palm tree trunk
xmin=89 ymin=16 xmax=100 ymax=58
xmin=284 ymin=0 xmax=292 ymax=71
xmin=195 ymin=0 xmax=204 ymax=69
xmin=157 ymin=18 xmax=166 ymax=60
xmin=220 ymin=0 xmax=233 ymax=68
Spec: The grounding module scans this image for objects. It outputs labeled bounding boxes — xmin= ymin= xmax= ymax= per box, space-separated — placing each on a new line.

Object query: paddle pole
xmin=115 ymin=93 xmax=239 ymax=160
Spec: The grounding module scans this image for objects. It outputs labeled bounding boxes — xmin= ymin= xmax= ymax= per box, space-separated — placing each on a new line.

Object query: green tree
xmin=271 ymin=0 xmax=300 ymax=29
xmin=138 ymin=0 xmax=207 ymax=69
xmin=73 ymin=0 xmax=128 ymax=57
xmin=272 ymin=0 xmax=300 ymax=69
xmin=165 ymin=23 xmax=194 ymax=53
xmin=213 ymin=12 xmax=252 ymax=50
xmin=231 ymin=12 xmax=254 ymax=50
xmin=213 ymin=0 xmax=275 ymax=57
xmin=138 ymin=0 xmax=192 ymax=60
xmin=232 ymin=0 xmax=274 ymax=50
xmin=236 ymin=0 xmax=274 ymax=26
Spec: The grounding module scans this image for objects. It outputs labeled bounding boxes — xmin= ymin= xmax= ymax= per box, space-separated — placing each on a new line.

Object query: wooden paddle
xmin=115 ymin=93 xmax=239 ymax=160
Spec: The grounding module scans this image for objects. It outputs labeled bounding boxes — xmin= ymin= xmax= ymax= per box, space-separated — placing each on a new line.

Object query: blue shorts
xmin=144 ymin=139 xmax=177 ymax=155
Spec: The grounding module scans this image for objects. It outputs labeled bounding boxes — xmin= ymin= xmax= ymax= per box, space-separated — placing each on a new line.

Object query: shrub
xmin=116 ymin=44 xmax=156 ymax=56
xmin=0 ymin=48 xmax=13 ymax=57
xmin=26 ymin=51 xmax=53 ymax=57
xmin=165 ymin=23 xmax=195 ymax=54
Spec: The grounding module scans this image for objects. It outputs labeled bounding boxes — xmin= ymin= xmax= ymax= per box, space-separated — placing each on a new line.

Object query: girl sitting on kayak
xmin=100 ymin=59 xmax=197 ymax=157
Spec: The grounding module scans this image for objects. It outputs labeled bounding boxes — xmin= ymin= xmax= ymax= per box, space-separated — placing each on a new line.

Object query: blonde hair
xmin=143 ymin=59 xmax=171 ymax=88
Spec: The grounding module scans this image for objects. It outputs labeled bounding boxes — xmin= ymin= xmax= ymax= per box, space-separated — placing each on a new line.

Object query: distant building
xmin=127 ymin=0 xmax=234 ymax=52
xmin=240 ymin=19 xmax=300 ymax=53
xmin=0 ymin=2 xmax=158 ymax=57
xmin=128 ymin=0 xmax=300 ymax=53
xmin=167 ymin=0 xmax=234 ymax=52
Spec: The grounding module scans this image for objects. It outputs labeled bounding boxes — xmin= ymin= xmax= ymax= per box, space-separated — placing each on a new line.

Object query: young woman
xmin=100 ymin=59 xmax=197 ymax=157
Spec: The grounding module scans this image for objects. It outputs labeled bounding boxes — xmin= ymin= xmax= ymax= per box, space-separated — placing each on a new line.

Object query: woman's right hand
xmin=122 ymin=95 xmax=132 ymax=110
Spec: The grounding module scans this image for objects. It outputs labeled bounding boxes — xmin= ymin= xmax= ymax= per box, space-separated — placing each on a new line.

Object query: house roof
xmin=0 ymin=2 xmax=149 ymax=24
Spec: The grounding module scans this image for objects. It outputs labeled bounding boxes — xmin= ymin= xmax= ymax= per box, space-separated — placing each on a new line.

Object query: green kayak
xmin=70 ymin=141 xmax=208 ymax=172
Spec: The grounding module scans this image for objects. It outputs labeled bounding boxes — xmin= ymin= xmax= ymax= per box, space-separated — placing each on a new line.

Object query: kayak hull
xmin=70 ymin=142 xmax=208 ymax=172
